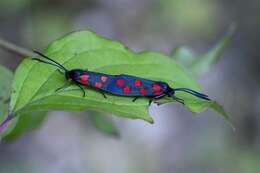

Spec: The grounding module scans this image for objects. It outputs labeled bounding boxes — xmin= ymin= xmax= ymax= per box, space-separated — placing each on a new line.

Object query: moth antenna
xmin=168 ymin=92 xmax=185 ymax=104
xmin=33 ymin=58 xmax=66 ymax=71
xmin=33 ymin=51 xmax=68 ymax=71
xmin=174 ymin=88 xmax=210 ymax=101
xmin=174 ymin=88 xmax=209 ymax=97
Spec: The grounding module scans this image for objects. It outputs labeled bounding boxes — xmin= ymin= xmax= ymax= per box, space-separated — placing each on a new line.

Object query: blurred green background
xmin=0 ymin=0 xmax=260 ymax=173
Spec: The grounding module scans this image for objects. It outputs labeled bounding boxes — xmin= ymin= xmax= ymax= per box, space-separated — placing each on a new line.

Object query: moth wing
xmin=106 ymin=74 xmax=155 ymax=96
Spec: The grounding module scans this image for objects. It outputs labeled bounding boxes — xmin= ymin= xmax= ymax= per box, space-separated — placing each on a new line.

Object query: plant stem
xmin=0 ymin=38 xmax=33 ymax=57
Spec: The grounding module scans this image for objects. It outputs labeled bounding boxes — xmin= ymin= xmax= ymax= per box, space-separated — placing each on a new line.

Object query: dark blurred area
xmin=0 ymin=0 xmax=260 ymax=173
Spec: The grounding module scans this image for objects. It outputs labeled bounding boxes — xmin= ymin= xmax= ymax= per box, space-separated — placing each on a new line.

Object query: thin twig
xmin=0 ymin=38 xmax=33 ymax=57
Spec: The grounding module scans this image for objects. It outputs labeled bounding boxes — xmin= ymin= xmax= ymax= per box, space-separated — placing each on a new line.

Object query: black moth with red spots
xmin=32 ymin=51 xmax=210 ymax=105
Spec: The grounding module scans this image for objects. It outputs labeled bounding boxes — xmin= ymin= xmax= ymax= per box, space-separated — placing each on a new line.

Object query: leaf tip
xmin=145 ymin=116 xmax=154 ymax=124
xmin=209 ymin=100 xmax=235 ymax=130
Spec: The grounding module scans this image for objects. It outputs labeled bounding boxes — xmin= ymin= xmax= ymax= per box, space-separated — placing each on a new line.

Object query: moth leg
xmin=76 ymin=84 xmax=86 ymax=97
xmin=153 ymin=101 xmax=166 ymax=106
xmin=101 ymin=92 xmax=107 ymax=99
xmin=132 ymin=97 xmax=139 ymax=102
xmin=149 ymin=94 xmax=166 ymax=106
xmin=149 ymin=99 xmax=153 ymax=106
xmin=57 ymin=69 xmax=64 ymax=75
xmin=56 ymin=82 xmax=71 ymax=92
xmin=171 ymin=96 xmax=184 ymax=105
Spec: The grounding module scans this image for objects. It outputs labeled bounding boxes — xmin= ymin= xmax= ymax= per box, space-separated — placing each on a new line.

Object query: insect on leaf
xmin=9 ymin=30 xmax=230 ymax=124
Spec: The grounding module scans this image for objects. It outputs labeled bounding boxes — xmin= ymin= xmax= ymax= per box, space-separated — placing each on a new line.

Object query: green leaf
xmin=0 ymin=65 xmax=18 ymax=140
xmin=88 ymin=110 xmax=120 ymax=138
xmin=9 ymin=30 xmax=229 ymax=123
xmin=171 ymin=26 xmax=235 ymax=77
xmin=3 ymin=111 xmax=47 ymax=141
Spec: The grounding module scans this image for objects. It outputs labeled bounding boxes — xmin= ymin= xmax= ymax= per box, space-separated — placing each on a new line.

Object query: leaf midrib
xmin=15 ymin=93 xmax=150 ymax=119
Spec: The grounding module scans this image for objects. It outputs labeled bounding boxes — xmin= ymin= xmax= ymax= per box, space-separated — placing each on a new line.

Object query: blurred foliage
xmin=29 ymin=11 xmax=72 ymax=48
xmin=190 ymin=129 xmax=260 ymax=173
xmin=0 ymin=0 xmax=30 ymax=14
xmin=171 ymin=26 xmax=234 ymax=77
xmin=171 ymin=46 xmax=195 ymax=68
xmin=231 ymin=149 xmax=260 ymax=173
xmin=0 ymin=161 xmax=35 ymax=173
xmin=88 ymin=110 xmax=120 ymax=138
xmin=160 ymin=0 xmax=219 ymax=35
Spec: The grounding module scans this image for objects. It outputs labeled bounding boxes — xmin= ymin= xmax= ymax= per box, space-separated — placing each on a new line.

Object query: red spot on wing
xmin=79 ymin=75 xmax=89 ymax=84
xmin=134 ymin=79 xmax=141 ymax=87
xmin=139 ymin=88 xmax=147 ymax=95
xmin=123 ymin=86 xmax=131 ymax=94
xmin=151 ymin=83 xmax=162 ymax=91
xmin=151 ymin=83 xmax=163 ymax=96
xmin=101 ymin=76 xmax=108 ymax=82
xmin=116 ymin=79 xmax=125 ymax=87
xmin=153 ymin=91 xmax=162 ymax=96
xmin=95 ymin=82 xmax=102 ymax=88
